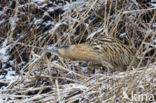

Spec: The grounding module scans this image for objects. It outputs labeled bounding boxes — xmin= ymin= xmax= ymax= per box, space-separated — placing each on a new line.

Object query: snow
xmin=47 ymin=7 xmax=54 ymax=12
xmin=0 ymin=50 xmax=9 ymax=63
xmin=4 ymin=68 xmax=17 ymax=81
xmin=63 ymin=83 xmax=88 ymax=92
xmin=9 ymin=17 xmax=17 ymax=32
xmin=43 ymin=12 xmax=49 ymax=16
xmin=0 ymin=39 xmax=10 ymax=63
xmin=81 ymin=67 xmax=88 ymax=72
xmin=153 ymin=77 xmax=156 ymax=87
xmin=119 ymin=33 xmax=128 ymax=38
xmin=34 ymin=19 xmax=43 ymax=25
xmin=63 ymin=0 xmax=84 ymax=11
xmin=152 ymin=4 xmax=156 ymax=7
xmin=31 ymin=0 xmax=46 ymax=3
xmin=152 ymin=23 xmax=156 ymax=27
xmin=48 ymin=22 xmax=67 ymax=35
xmin=0 ymin=0 xmax=155 ymax=102
xmin=152 ymin=39 xmax=156 ymax=44
xmin=151 ymin=0 xmax=156 ymax=8
xmin=87 ymin=28 xmax=103 ymax=40
xmin=42 ymin=95 xmax=55 ymax=102
xmin=0 ymin=19 xmax=5 ymax=25
xmin=43 ymin=21 xmax=54 ymax=26
xmin=132 ymin=0 xmax=139 ymax=6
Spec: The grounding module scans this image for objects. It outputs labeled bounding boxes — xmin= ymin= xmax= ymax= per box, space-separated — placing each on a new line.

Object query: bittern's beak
xmin=52 ymin=46 xmax=69 ymax=55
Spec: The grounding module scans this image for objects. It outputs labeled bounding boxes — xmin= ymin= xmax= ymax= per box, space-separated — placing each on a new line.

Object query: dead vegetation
xmin=0 ymin=0 xmax=156 ymax=102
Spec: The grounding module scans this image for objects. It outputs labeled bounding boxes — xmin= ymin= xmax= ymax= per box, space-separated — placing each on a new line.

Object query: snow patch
xmin=0 ymin=39 xmax=10 ymax=62
xmin=0 ymin=19 xmax=5 ymax=25
xmin=87 ymin=28 xmax=103 ymax=40
xmin=31 ymin=0 xmax=46 ymax=3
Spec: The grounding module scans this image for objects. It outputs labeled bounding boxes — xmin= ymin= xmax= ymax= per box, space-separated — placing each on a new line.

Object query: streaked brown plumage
xmin=52 ymin=37 xmax=134 ymax=72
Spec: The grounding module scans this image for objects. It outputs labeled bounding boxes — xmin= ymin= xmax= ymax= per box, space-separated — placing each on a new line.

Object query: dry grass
xmin=0 ymin=0 xmax=156 ymax=102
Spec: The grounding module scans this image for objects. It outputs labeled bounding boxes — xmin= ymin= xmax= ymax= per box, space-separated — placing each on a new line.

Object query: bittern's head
xmin=52 ymin=46 xmax=73 ymax=58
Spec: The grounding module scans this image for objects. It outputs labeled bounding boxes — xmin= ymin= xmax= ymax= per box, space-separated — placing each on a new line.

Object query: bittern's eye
xmin=94 ymin=47 xmax=100 ymax=50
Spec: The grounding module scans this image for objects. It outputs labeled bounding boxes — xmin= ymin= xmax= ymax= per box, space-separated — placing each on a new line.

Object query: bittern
xmin=51 ymin=37 xmax=134 ymax=72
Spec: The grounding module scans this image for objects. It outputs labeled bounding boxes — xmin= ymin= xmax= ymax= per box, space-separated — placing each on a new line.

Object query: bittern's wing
xmin=88 ymin=37 xmax=133 ymax=66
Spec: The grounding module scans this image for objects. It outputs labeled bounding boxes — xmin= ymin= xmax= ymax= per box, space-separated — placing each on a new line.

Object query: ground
xmin=0 ymin=0 xmax=156 ymax=102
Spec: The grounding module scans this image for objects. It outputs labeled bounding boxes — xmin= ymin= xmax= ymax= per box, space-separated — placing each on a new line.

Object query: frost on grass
xmin=0 ymin=39 xmax=10 ymax=63
xmin=0 ymin=0 xmax=155 ymax=103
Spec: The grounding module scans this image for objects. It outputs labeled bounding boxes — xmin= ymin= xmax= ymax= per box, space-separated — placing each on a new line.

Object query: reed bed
xmin=0 ymin=0 xmax=155 ymax=102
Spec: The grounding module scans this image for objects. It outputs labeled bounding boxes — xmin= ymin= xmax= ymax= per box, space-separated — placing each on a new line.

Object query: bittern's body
xmin=52 ymin=37 xmax=134 ymax=72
